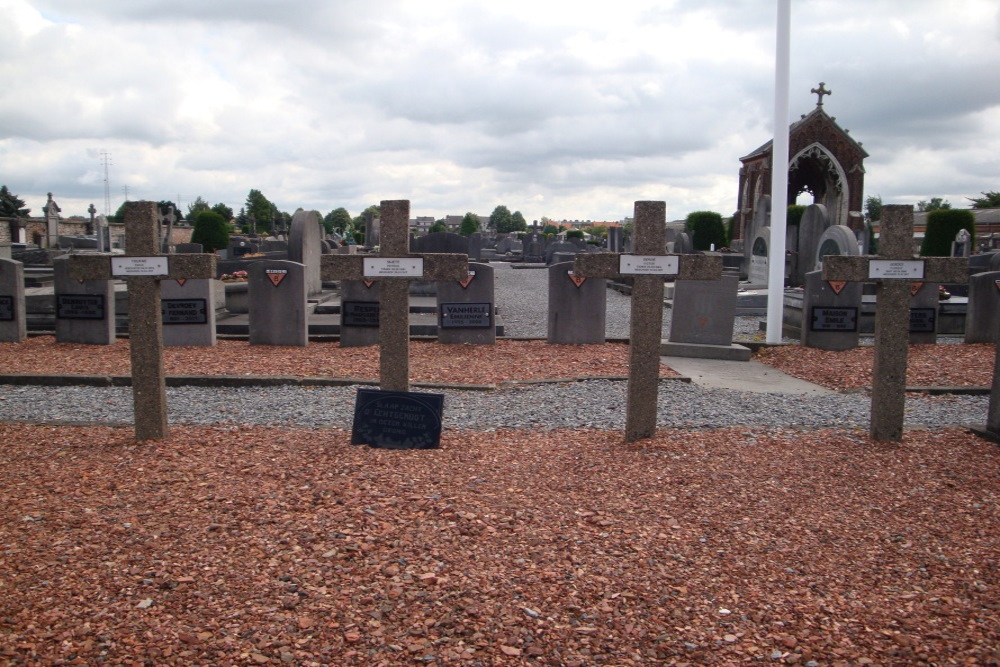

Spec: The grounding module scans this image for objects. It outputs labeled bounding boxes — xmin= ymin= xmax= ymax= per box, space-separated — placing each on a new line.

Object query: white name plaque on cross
xmin=364 ymin=258 xmax=425 ymax=278
xmin=869 ymin=259 xmax=925 ymax=280
xmin=111 ymin=256 xmax=170 ymax=277
xmin=619 ymin=255 xmax=679 ymax=275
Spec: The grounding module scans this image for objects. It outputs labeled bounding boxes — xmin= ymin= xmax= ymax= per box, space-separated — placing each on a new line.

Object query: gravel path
xmin=0 ymin=263 xmax=989 ymax=430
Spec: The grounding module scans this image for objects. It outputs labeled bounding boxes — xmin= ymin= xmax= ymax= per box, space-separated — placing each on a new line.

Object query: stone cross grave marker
xmin=321 ymin=200 xmax=468 ymax=391
xmin=69 ymin=201 xmax=216 ymax=441
xmin=574 ymin=201 xmax=723 ymax=442
xmin=823 ymin=205 xmax=967 ymax=441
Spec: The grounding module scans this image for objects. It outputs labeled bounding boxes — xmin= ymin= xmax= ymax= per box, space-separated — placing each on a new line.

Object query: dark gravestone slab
xmin=57 ymin=294 xmax=106 ymax=319
xmin=909 ymin=308 xmax=936 ymax=333
xmin=811 ymin=307 xmax=858 ymax=332
xmin=339 ymin=281 xmax=380 ymax=347
xmin=162 ymin=298 xmax=208 ymax=325
xmin=343 ymin=301 xmax=380 ymax=327
xmin=0 ymin=295 xmax=14 ymax=321
xmin=440 ymin=303 xmax=491 ymax=328
xmin=0 ymin=257 xmax=25 ymax=342
xmin=351 ymin=388 xmax=444 ymax=449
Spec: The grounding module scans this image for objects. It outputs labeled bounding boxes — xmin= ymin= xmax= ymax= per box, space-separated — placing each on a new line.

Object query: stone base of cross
xmin=574 ymin=201 xmax=723 ymax=442
xmin=321 ymin=200 xmax=468 ymax=392
xmin=69 ymin=201 xmax=216 ymax=440
xmin=823 ymin=205 xmax=967 ymax=441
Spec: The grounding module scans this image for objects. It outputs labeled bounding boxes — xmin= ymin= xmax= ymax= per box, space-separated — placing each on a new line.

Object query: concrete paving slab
xmin=662 ymin=356 xmax=837 ymax=395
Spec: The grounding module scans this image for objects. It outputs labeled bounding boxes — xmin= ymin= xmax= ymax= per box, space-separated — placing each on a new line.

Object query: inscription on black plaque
xmin=439 ymin=302 xmax=492 ymax=329
xmin=810 ymin=306 xmax=858 ymax=332
xmin=162 ymin=298 xmax=208 ymax=325
xmin=342 ymin=301 xmax=380 ymax=327
xmin=0 ymin=295 xmax=14 ymax=322
xmin=909 ymin=307 xmax=936 ymax=333
xmin=56 ymin=294 xmax=105 ymax=320
xmin=351 ymin=388 xmax=444 ymax=449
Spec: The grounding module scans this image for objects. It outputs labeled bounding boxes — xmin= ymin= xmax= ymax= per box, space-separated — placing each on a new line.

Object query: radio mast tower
xmin=100 ymin=150 xmax=112 ymax=215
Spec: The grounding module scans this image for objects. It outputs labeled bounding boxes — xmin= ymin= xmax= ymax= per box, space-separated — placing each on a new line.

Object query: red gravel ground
xmin=1 ymin=339 xmax=998 ymax=665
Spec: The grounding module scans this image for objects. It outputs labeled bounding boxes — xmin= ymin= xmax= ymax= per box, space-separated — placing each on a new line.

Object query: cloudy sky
xmin=2 ymin=0 xmax=998 ymax=224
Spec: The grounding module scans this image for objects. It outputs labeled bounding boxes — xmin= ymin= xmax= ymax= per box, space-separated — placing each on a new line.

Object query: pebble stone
xmin=0 ymin=263 xmax=988 ymax=430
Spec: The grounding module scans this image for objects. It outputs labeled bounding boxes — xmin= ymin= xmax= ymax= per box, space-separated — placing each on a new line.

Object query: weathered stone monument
xmin=575 ymin=201 xmax=722 ymax=442
xmin=823 ymin=205 xmax=967 ymax=441
xmin=321 ymin=200 xmax=467 ymax=391
xmin=53 ymin=256 xmax=116 ymax=345
xmin=160 ymin=278 xmax=217 ymax=347
xmin=965 ymin=271 xmax=1000 ymax=343
xmin=0 ymin=257 xmax=26 ymax=342
xmin=249 ymin=260 xmax=308 ymax=346
xmin=438 ymin=262 xmax=496 ymax=345
xmin=667 ymin=274 xmax=745 ymax=358
xmin=749 ymin=227 xmax=770 ymax=285
xmin=288 ymin=209 xmax=323 ymax=295
xmin=801 ymin=270 xmax=863 ymax=350
xmin=69 ymin=201 xmax=216 ymax=440
xmin=547 ymin=261 xmax=607 ymax=344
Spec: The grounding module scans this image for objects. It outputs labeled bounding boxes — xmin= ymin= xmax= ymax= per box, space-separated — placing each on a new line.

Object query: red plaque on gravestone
xmin=994 ymin=279 xmax=1000 ymax=294
xmin=176 ymin=278 xmax=187 ymax=286
xmin=458 ymin=271 xmax=476 ymax=289
xmin=910 ymin=281 xmax=924 ymax=296
xmin=568 ymin=271 xmax=586 ymax=288
xmin=363 ymin=280 xmax=375 ymax=288
xmin=266 ymin=269 xmax=288 ymax=287
xmin=828 ymin=280 xmax=847 ymax=295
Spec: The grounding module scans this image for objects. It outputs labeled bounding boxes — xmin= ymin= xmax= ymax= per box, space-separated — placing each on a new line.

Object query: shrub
xmin=566 ymin=229 xmax=584 ymax=240
xmin=684 ymin=211 xmax=726 ymax=251
xmin=190 ymin=210 xmax=230 ymax=253
xmin=786 ymin=205 xmax=806 ymax=227
xmin=920 ymin=209 xmax=975 ymax=257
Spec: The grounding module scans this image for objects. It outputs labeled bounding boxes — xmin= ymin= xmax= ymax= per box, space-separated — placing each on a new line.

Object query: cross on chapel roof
xmin=810 ymin=82 xmax=831 ymax=107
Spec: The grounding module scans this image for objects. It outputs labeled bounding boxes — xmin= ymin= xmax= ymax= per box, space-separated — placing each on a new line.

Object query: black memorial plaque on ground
xmin=909 ymin=308 xmax=937 ymax=333
xmin=56 ymin=294 xmax=105 ymax=320
xmin=351 ymin=388 xmax=444 ymax=449
xmin=810 ymin=306 xmax=858 ymax=332
xmin=439 ymin=302 xmax=492 ymax=329
xmin=342 ymin=301 xmax=380 ymax=327
xmin=0 ymin=295 xmax=13 ymax=322
xmin=162 ymin=298 xmax=208 ymax=325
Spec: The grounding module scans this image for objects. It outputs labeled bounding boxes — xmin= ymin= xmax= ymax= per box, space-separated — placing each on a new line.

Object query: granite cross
xmin=811 ymin=82 xmax=831 ymax=107
xmin=69 ymin=201 xmax=216 ymax=440
xmin=823 ymin=204 xmax=967 ymax=441
xmin=574 ymin=201 xmax=723 ymax=442
xmin=320 ymin=200 xmax=468 ymax=392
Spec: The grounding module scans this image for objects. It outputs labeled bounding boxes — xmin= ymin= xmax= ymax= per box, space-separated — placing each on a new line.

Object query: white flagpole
xmin=766 ymin=0 xmax=791 ymax=344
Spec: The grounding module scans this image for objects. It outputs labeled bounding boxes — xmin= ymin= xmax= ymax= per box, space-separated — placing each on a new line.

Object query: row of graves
xmin=2 ymin=201 xmax=1000 ymax=448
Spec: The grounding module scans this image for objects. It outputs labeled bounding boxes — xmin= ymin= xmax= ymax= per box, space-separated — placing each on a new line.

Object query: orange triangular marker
xmin=458 ymin=272 xmax=475 ymax=289
xmin=267 ymin=272 xmax=286 ymax=287
xmin=568 ymin=272 xmax=586 ymax=288
xmin=176 ymin=278 xmax=187 ymax=287
xmin=910 ymin=282 xmax=923 ymax=296
xmin=828 ymin=280 xmax=846 ymax=295
xmin=994 ymin=279 xmax=1000 ymax=294
xmin=363 ymin=280 xmax=375 ymax=289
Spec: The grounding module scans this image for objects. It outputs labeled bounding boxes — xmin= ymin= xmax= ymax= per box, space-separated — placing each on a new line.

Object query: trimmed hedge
xmin=920 ymin=209 xmax=975 ymax=257
xmin=684 ymin=211 xmax=726 ymax=250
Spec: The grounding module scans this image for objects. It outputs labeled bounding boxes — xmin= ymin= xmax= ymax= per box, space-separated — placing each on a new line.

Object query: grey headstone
xmin=248 ymin=260 xmax=307 ymax=346
xmin=749 ymin=227 xmax=770 ymax=285
xmin=795 ymin=203 xmax=831 ymax=286
xmin=547 ymin=261 xmax=606 ymax=344
xmin=744 ymin=194 xmax=770 ymax=263
xmin=437 ymin=263 xmax=495 ymax=345
xmin=964 ymin=271 xmax=1000 ymax=343
xmin=468 ymin=233 xmax=484 ymax=261
xmin=161 ymin=278 xmax=216 ymax=346
xmin=339 ymin=280 xmax=380 ymax=347
xmin=607 ymin=227 xmax=624 ymax=253
xmin=412 ymin=232 xmax=468 ymax=255
xmin=53 ymin=256 xmax=115 ymax=345
xmin=952 ymin=228 xmax=972 ymax=257
xmin=909 ymin=282 xmax=939 ymax=344
xmin=0 ymin=258 xmax=26 ymax=342
xmin=669 ymin=275 xmax=738 ymax=346
xmin=545 ymin=242 xmax=579 ymax=265
xmin=801 ymin=269 xmax=862 ymax=350
xmin=175 ymin=242 xmax=204 ymax=254
xmin=813 ymin=224 xmax=859 ymax=271
xmin=673 ymin=232 xmax=693 ymax=255
xmin=288 ymin=210 xmax=323 ymax=295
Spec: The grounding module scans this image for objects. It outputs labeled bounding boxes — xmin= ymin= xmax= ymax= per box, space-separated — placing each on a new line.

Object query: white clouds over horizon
xmin=1 ymin=0 xmax=998 ymax=222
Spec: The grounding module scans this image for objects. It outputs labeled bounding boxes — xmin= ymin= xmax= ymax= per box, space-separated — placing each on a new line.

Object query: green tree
xmin=429 ymin=221 xmax=447 ymax=234
xmin=190 ymin=210 xmax=230 ymax=253
xmin=566 ymin=229 xmax=584 ymax=240
xmin=353 ymin=204 xmax=380 ymax=230
xmin=244 ymin=189 xmax=275 ymax=233
xmin=0 ymin=185 xmax=30 ymax=217
xmin=187 ymin=196 xmax=210 ymax=218
xmin=920 ymin=209 xmax=975 ymax=257
xmin=489 ymin=205 xmax=513 ymax=233
xmin=864 ymin=195 xmax=882 ymax=223
xmin=510 ymin=210 xmax=527 ymax=232
xmin=459 ymin=212 xmax=480 ymax=236
xmin=542 ymin=224 xmax=559 ymax=236
xmin=324 ymin=207 xmax=352 ymax=235
xmin=211 ymin=202 xmax=234 ymax=221
xmin=684 ymin=211 xmax=727 ymax=250
xmin=968 ymin=191 xmax=1000 ymax=209
xmin=917 ymin=197 xmax=951 ymax=212
xmin=786 ymin=205 xmax=806 ymax=228
xmin=585 ymin=225 xmax=608 ymax=240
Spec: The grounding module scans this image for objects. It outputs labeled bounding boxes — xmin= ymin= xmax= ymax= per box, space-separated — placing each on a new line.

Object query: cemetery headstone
xmin=668 ymin=274 xmax=739 ymax=347
xmin=813 ymin=224 xmax=859 ymax=272
xmin=288 ymin=209 xmax=323 ymax=295
xmin=175 ymin=242 xmax=204 ymax=254
xmin=908 ymin=282 xmax=939 ymax=344
xmin=467 ymin=232 xmax=484 ymax=261
xmin=0 ymin=258 xmax=26 ymax=342
xmin=545 ymin=242 xmax=579 ymax=265
xmin=248 ymin=260 xmax=308 ymax=346
xmin=794 ymin=203 xmax=831 ymax=286
xmin=438 ymin=262 xmax=496 ymax=344
xmin=161 ymin=278 xmax=216 ymax=347
xmin=54 ymin=256 xmax=116 ymax=345
xmin=547 ymin=261 xmax=607 ymax=344
xmin=351 ymin=388 xmax=444 ymax=449
xmin=608 ymin=227 xmax=624 ymax=253
xmin=964 ymin=271 xmax=1000 ymax=343
xmin=339 ymin=280 xmax=381 ymax=347
xmin=412 ymin=231 xmax=469 ymax=255
xmin=823 ymin=205 xmax=967 ymax=441
xmin=749 ymin=227 xmax=770 ymax=285
xmin=321 ymin=200 xmax=467 ymax=392
xmin=801 ymin=269 xmax=862 ymax=350
xmin=952 ymin=228 xmax=971 ymax=257
xmin=575 ymin=201 xmax=722 ymax=442
xmin=68 ymin=201 xmax=216 ymax=440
